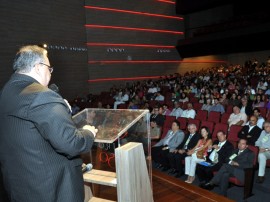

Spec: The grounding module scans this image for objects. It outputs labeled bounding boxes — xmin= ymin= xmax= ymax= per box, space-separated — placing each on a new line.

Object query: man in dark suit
xmin=196 ymin=130 xmax=234 ymax=183
xmin=167 ymin=123 xmax=201 ymax=177
xmin=150 ymin=106 xmax=165 ymax=127
xmin=238 ymin=115 xmax=262 ymax=145
xmin=0 ymin=45 xmax=97 ymax=202
xmin=201 ymin=138 xmax=255 ymax=196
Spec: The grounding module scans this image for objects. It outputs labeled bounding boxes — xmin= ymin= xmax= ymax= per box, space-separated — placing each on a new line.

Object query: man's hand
xmin=83 ymin=125 xmax=98 ymax=137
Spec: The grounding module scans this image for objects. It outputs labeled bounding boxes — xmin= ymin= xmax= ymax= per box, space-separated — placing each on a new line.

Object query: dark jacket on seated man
xmin=201 ymin=139 xmax=254 ymax=196
xmin=167 ymin=124 xmax=201 ymax=176
xmin=237 ymin=124 xmax=262 ymax=146
xmin=196 ymin=139 xmax=234 ymax=183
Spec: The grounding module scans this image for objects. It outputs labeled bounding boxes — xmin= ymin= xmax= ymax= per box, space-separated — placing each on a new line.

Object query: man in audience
xmin=255 ymin=121 xmax=270 ymax=183
xmin=167 ymin=124 xmax=201 ymax=177
xmin=239 ymin=97 xmax=253 ymax=117
xmin=113 ymin=90 xmax=129 ymax=109
xmin=169 ymin=101 xmax=183 ymax=118
xmin=209 ymin=98 xmax=225 ymax=114
xmin=197 ymin=130 xmax=234 ymax=184
xmin=154 ymin=91 xmax=165 ymax=101
xmin=201 ymin=138 xmax=254 ymax=196
xmin=238 ymin=115 xmax=262 ymax=145
xmin=150 ymin=106 xmax=165 ymax=127
xmin=228 ymin=105 xmax=248 ymax=127
xmin=252 ymin=108 xmax=265 ymax=129
xmin=181 ymin=102 xmax=196 ymax=119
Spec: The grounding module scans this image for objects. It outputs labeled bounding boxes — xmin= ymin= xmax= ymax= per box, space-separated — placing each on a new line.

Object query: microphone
xmin=82 ymin=163 xmax=93 ymax=173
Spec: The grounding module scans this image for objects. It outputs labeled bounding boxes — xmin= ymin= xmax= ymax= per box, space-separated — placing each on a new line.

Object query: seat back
xmin=193 ymin=102 xmax=203 ymax=111
xmin=228 ymin=125 xmax=243 ymax=147
xmin=208 ymin=111 xmax=221 ymax=123
xmin=200 ymin=120 xmax=215 ymax=134
xmin=220 ymin=113 xmax=230 ymax=124
xmin=176 ymin=117 xmax=187 ymax=131
xmin=212 ymin=123 xmax=228 ymax=140
xmin=187 ymin=118 xmax=200 ymax=130
xmin=195 ymin=110 xmax=208 ymax=121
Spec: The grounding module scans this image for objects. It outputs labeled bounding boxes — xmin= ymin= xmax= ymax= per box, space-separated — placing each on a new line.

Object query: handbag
xmin=196 ymin=149 xmax=205 ymax=159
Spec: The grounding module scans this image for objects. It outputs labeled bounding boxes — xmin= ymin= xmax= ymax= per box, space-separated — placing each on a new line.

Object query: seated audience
xmin=252 ymin=94 xmax=265 ymax=109
xmin=150 ymin=106 xmax=165 ymax=127
xmin=154 ymin=91 xmax=165 ymax=102
xmin=162 ymin=104 xmax=171 ymax=116
xmin=252 ymin=108 xmax=265 ymax=129
xmin=255 ymin=121 xmax=270 ymax=183
xmin=228 ymin=93 xmax=240 ymax=107
xmin=201 ymin=138 xmax=254 ymax=196
xmin=228 ymin=105 xmax=248 ymax=127
xmin=152 ymin=120 xmax=185 ymax=170
xmin=167 ymin=124 xmax=201 ymax=178
xmin=181 ymin=103 xmax=196 ymax=119
xmin=196 ymin=130 xmax=234 ymax=184
xmin=113 ymin=90 xmax=129 ymax=109
xmin=178 ymin=92 xmax=189 ymax=103
xmin=209 ymin=98 xmax=225 ymax=114
xmin=169 ymin=102 xmax=183 ymax=118
xmin=239 ymin=97 xmax=253 ymax=117
xmin=238 ymin=115 xmax=262 ymax=145
xmin=201 ymin=98 xmax=212 ymax=112
xmin=184 ymin=126 xmax=212 ymax=183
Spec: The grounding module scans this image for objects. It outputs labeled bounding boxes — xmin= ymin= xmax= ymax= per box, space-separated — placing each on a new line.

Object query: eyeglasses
xmin=39 ymin=63 xmax=53 ymax=73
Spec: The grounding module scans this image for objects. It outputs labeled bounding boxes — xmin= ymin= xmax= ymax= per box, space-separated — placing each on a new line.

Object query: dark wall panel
xmin=0 ymin=0 xmax=88 ymax=100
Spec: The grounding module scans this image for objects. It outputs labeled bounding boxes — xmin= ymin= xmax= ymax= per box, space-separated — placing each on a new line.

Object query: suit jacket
xmin=176 ymin=132 xmax=201 ymax=151
xmin=238 ymin=125 xmax=262 ymax=145
xmin=228 ymin=148 xmax=255 ymax=182
xmin=150 ymin=114 xmax=165 ymax=127
xmin=207 ymin=140 xmax=234 ymax=166
xmin=0 ymin=74 xmax=95 ymax=202
xmin=154 ymin=129 xmax=185 ymax=152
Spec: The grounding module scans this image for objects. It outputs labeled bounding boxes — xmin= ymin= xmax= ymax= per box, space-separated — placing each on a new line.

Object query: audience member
xmin=228 ymin=105 xmax=247 ymax=127
xmin=239 ymin=97 xmax=253 ymax=117
xmin=152 ymin=120 xmax=185 ymax=171
xmin=181 ymin=102 xmax=196 ymax=119
xmin=209 ymin=98 xmax=225 ymax=114
xmin=167 ymin=124 xmax=200 ymax=178
xmin=196 ymin=130 xmax=234 ymax=184
xmin=184 ymin=126 xmax=212 ymax=184
xmin=201 ymin=139 xmax=254 ymax=196
xmin=255 ymin=121 xmax=270 ymax=183
xmin=252 ymin=108 xmax=265 ymax=129
xmin=238 ymin=115 xmax=262 ymax=145
xmin=150 ymin=106 xmax=165 ymax=127
xmin=169 ymin=102 xmax=183 ymax=118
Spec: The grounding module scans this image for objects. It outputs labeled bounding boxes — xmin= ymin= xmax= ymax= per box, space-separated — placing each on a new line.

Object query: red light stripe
xmin=157 ymin=0 xmax=175 ymax=4
xmin=88 ymin=76 xmax=163 ymax=83
xmin=85 ymin=24 xmax=184 ymax=35
xmin=88 ymin=60 xmax=227 ymax=64
xmin=86 ymin=42 xmax=175 ymax=48
xmin=84 ymin=6 xmax=183 ymax=20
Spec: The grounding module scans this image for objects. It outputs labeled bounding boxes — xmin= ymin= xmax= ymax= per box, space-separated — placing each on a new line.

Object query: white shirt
xmin=181 ymin=109 xmax=196 ymax=119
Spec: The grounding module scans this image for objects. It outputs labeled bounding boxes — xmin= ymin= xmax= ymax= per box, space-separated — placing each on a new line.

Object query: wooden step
xmin=88 ymin=196 xmax=116 ymax=202
xmin=83 ymin=169 xmax=117 ymax=187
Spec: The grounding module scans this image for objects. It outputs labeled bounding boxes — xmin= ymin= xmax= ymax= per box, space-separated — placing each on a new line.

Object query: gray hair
xmin=13 ymin=45 xmax=47 ymax=73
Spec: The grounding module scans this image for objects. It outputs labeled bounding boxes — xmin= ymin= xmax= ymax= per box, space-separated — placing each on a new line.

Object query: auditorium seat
xmin=195 ymin=110 xmax=208 ymax=121
xmin=200 ymin=120 xmax=215 ymax=134
xmin=220 ymin=113 xmax=230 ymax=124
xmin=207 ymin=111 xmax=221 ymax=124
xmin=257 ymin=107 xmax=267 ymax=119
xmin=176 ymin=117 xmax=187 ymax=131
xmin=227 ymin=125 xmax=243 ymax=147
xmin=212 ymin=123 xmax=229 ymax=140
xmin=193 ymin=103 xmax=203 ymax=111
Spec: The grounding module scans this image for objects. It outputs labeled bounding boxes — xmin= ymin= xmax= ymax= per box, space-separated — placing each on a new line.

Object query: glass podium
xmin=72 ymin=108 xmax=153 ymax=201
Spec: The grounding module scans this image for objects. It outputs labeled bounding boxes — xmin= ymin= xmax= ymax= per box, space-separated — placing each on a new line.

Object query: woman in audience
xmin=184 ymin=126 xmax=212 ymax=184
xmin=198 ymin=93 xmax=206 ymax=104
xmin=179 ymin=92 xmax=189 ymax=103
xmin=253 ymin=94 xmax=265 ymax=108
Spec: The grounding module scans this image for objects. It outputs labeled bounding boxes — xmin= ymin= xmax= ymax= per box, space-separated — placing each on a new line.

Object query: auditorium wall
xmin=0 ymin=0 xmax=88 ymax=100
